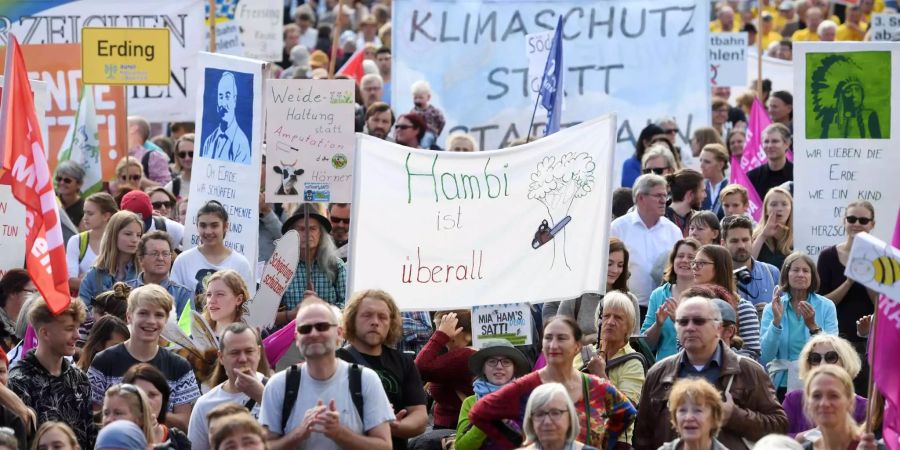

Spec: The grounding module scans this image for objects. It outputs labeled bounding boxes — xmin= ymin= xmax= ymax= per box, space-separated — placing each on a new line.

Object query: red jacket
xmin=414 ymin=330 xmax=476 ymax=428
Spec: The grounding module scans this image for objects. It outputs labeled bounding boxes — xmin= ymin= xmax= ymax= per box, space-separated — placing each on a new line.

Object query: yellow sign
xmin=81 ymin=27 xmax=170 ymax=85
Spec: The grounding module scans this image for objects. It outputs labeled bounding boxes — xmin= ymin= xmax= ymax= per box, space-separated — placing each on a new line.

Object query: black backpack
xmin=280 ymin=363 xmax=364 ymax=432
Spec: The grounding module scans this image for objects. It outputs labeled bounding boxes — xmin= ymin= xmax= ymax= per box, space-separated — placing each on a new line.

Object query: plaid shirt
xmin=397 ymin=311 xmax=432 ymax=355
xmin=280 ymin=259 xmax=347 ymax=310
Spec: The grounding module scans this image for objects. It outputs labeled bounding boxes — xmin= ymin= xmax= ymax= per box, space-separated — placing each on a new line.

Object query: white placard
xmin=0 ymin=186 xmax=26 ymax=279
xmin=793 ymin=42 xmax=900 ymax=257
xmin=236 ymin=0 xmax=284 ymax=61
xmin=264 ymin=79 xmax=356 ymax=203
xmin=870 ymin=13 xmax=900 ymax=41
xmin=0 ymin=0 xmax=206 ymax=122
xmin=526 ymin=31 xmax=553 ymax=100
xmin=247 ymin=231 xmax=300 ymax=329
xmin=709 ymin=32 xmax=748 ymax=87
xmin=845 ymin=232 xmax=900 ymax=301
xmin=349 ymin=115 xmax=616 ymax=311
xmin=392 ymin=0 xmax=710 ymax=185
xmin=473 ymin=303 xmax=533 ymax=347
xmin=184 ymin=52 xmax=265 ymax=284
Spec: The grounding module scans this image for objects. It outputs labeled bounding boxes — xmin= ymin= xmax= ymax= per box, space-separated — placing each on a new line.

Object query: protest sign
xmin=81 ymin=28 xmax=171 ymax=85
xmin=349 ymin=115 xmax=616 ymax=311
xmin=0 ymin=44 xmax=126 ymax=180
xmin=183 ymin=52 xmax=265 ymax=282
xmin=473 ymin=303 xmax=533 ymax=347
xmin=264 ymin=79 xmax=356 ymax=203
xmin=845 ymin=232 xmax=900 ymax=301
xmin=392 ymin=0 xmax=710 ymax=184
xmin=247 ymin=230 xmax=300 ymax=329
xmin=793 ymin=42 xmax=900 ymax=257
xmin=709 ymin=32 xmax=748 ymax=87
xmin=0 ymin=0 xmax=205 ymax=122
xmin=526 ymin=31 xmax=553 ymax=100
xmin=235 ymin=0 xmax=284 ymax=61
xmin=870 ymin=13 xmax=900 ymax=41
xmin=0 ymin=185 xmax=25 ymax=279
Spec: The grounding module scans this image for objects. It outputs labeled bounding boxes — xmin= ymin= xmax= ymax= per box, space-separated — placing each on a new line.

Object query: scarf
xmin=473 ymin=378 xmax=505 ymax=400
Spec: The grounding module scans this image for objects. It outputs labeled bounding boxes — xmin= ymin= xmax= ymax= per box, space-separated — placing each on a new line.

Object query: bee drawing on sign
xmin=849 ymin=245 xmax=900 ymax=288
xmin=274 ymin=161 xmax=305 ymax=195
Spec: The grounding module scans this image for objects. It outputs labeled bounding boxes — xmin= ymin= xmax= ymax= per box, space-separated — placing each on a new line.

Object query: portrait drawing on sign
xmin=200 ymin=68 xmax=254 ymax=165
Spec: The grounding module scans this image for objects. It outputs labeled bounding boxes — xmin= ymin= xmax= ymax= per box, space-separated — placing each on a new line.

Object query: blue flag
xmin=539 ymin=17 xmax=564 ymax=136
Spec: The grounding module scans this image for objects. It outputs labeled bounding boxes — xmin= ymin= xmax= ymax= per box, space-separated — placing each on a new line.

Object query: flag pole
xmin=757 ymin=0 xmax=763 ymax=100
xmin=208 ymin=0 xmax=217 ymax=53
xmin=525 ymin=95 xmax=541 ymax=144
xmin=865 ymin=303 xmax=882 ymax=433
xmin=328 ymin=0 xmax=344 ymax=79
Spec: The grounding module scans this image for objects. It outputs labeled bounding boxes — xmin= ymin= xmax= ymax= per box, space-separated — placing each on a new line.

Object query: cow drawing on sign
xmin=274 ymin=161 xmax=304 ymax=195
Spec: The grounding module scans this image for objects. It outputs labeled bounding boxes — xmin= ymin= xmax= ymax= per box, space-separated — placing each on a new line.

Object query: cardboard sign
xmin=870 ymin=13 xmax=900 ymax=41
xmin=247 ymin=230 xmax=300 ymax=329
xmin=81 ymin=27 xmax=171 ymax=85
xmin=0 ymin=44 xmax=127 ymax=180
xmin=709 ymin=32 xmax=748 ymax=87
xmin=264 ymin=79 xmax=356 ymax=203
xmin=473 ymin=303 xmax=533 ymax=347
xmin=0 ymin=186 xmax=26 ymax=279
xmin=235 ymin=0 xmax=284 ymax=61
xmin=845 ymin=232 xmax=900 ymax=302
xmin=793 ymin=42 xmax=900 ymax=257
xmin=526 ymin=31 xmax=553 ymax=100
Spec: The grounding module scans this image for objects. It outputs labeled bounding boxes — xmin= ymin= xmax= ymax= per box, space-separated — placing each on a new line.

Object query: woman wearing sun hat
xmin=456 ymin=339 xmax=531 ymax=450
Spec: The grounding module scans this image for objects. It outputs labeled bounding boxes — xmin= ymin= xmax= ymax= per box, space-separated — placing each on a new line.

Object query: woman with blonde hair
xmin=79 ymin=211 xmax=143 ymax=308
xmin=448 ymin=132 xmax=479 ymax=152
xmin=201 ymin=269 xmax=250 ymax=335
xmin=752 ymin=187 xmax=794 ymax=270
xmin=690 ymin=127 xmax=725 ymax=158
xmin=110 ymin=156 xmax=155 ymax=198
xmin=659 ymin=378 xmax=728 ymax=450
xmin=798 ymin=365 xmax=883 ymax=449
xmin=519 ymin=382 xmax=598 ymax=450
xmin=783 ymin=335 xmax=867 ymax=437
xmin=33 ymin=421 xmax=81 ymax=450
xmin=66 ymin=192 xmax=118 ymax=290
xmin=101 ymin=383 xmax=155 ymax=444
xmin=166 ymin=134 xmax=194 ymax=199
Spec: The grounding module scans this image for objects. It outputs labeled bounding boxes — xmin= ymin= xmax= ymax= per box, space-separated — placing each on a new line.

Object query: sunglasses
xmin=845 ymin=215 xmax=872 ymax=225
xmin=297 ymin=322 xmax=337 ymax=335
xmin=675 ymin=317 xmax=718 ymax=327
xmin=55 ymin=176 xmax=75 ymax=184
xmin=120 ymin=174 xmax=141 ymax=182
xmin=808 ymin=351 xmax=840 ymax=365
xmin=664 ymin=128 xmax=679 ymax=134
xmin=330 ymin=217 xmax=350 ymax=224
xmin=394 ymin=124 xmax=415 ymax=130
xmin=642 ymin=167 xmax=668 ymax=175
xmin=152 ymin=201 xmax=174 ymax=209
xmin=178 ymin=151 xmax=194 ymax=159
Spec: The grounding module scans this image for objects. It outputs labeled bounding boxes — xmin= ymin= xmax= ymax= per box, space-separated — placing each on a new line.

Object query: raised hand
xmin=771 ymin=286 xmax=784 ymax=327
xmin=437 ymin=312 xmax=463 ymax=338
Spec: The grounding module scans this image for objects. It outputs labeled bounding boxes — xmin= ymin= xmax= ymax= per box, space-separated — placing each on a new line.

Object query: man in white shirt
xmin=260 ymin=299 xmax=394 ymax=450
xmin=610 ymin=174 xmax=683 ymax=319
xmin=188 ymin=323 xmax=268 ymax=450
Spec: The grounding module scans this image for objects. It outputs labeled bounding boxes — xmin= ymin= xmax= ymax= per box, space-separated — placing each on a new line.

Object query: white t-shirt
xmin=187 ymin=374 xmax=265 ymax=450
xmin=170 ymin=246 xmax=253 ymax=296
xmin=259 ymin=360 xmax=394 ymax=450
xmin=65 ymin=233 xmax=97 ymax=278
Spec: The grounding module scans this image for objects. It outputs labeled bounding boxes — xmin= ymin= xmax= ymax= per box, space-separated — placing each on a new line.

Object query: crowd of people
xmin=0 ymin=1 xmax=894 ymax=450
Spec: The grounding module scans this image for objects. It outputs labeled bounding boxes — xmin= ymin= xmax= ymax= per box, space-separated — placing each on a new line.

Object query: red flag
xmin=337 ymin=49 xmax=366 ymax=84
xmin=0 ymin=35 xmax=70 ymax=314
xmin=870 ymin=206 xmax=900 ymax=449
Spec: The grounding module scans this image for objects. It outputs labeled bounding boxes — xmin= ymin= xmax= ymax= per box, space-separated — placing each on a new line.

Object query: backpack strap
xmin=78 ymin=231 xmax=90 ymax=263
xmin=243 ymin=376 xmax=268 ymax=412
xmin=142 ymin=151 xmax=152 ymax=178
xmin=605 ymin=352 xmax=649 ymax=374
xmin=153 ymin=216 xmax=167 ymax=232
xmin=281 ymin=365 xmax=301 ymax=433
xmin=349 ymin=363 xmax=365 ymax=424
xmin=172 ymin=177 xmax=181 ymax=198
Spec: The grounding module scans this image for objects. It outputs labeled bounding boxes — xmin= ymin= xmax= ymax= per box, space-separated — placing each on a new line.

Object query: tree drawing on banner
xmin=528 ymin=152 xmax=596 ymax=270
xmin=807 ymin=51 xmax=891 ymax=139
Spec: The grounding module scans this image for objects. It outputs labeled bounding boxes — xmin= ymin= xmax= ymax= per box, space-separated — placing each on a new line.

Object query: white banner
xmin=235 ymin=0 xmax=284 ymax=61
xmin=264 ymin=79 xmax=356 ymax=203
xmin=794 ymin=42 xmax=900 ymax=256
xmin=0 ymin=0 xmax=206 ymax=122
xmin=709 ymin=32 xmax=748 ymax=87
xmin=743 ymin=49 xmax=793 ymax=96
xmin=349 ymin=115 xmax=616 ymax=311
xmin=184 ymin=52 xmax=265 ymax=279
xmin=870 ymin=13 xmax=900 ymax=41
xmin=0 ymin=186 xmax=26 ymax=279
xmin=392 ymin=0 xmax=710 ymax=185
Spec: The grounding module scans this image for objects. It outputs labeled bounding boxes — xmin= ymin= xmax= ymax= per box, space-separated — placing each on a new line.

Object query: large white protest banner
xmin=184 ymin=52 xmax=265 ymax=284
xmin=0 ymin=186 xmax=26 ymax=279
xmin=349 ymin=115 xmax=616 ymax=311
xmin=392 ymin=0 xmax=709 ymax=184
xmin=0 ymin=0 xmax=205 ymax=122
xmin=264 ymin=79 xmax=356 ymax=203
xmin=794 ymin=42 xmax=900 ymax=257
xmin=745 ymin=49 xmax=794 ymax=95
xmin=709 ymin=32 xmax=747 ymax=87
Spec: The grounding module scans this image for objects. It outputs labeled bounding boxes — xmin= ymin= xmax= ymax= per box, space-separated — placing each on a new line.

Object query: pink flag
xmin=728 ymin=98 xmax=771 ymax=221
xmin=870 ymin=207 xmax=900 ymax=449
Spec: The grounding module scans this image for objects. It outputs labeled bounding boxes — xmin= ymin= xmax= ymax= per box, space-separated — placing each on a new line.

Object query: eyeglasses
xmin=330 ymin=217 xmax=350 ymax=224
xmin=394 ymin=124 xmax=415 ymax=130
xmin=152 ymin=201 xmax=174 ymax=209
xmin=144 ymin=251 xmax=173 ymax=259
xmin=485 ymin=357 xmax=513 ymax=368
xmin=642 ymin=192 xmax=668 ymax=201
xmin=297 ymin=322 xmax=337 ymax=335
xmin=845 ymin=215 xmax=872 ymax=225
xmin=808 ymin=351 xmax=840 ymax=365
xmin=642 ymin=167 xmax=669 ymax=175
xmin=690 ymin=260 xmax=714 ymax=270
xmin=120 ymin=174 xmax=141 ymax=182
xmin=178 ymin=151 xmax=194 ymax=159
xmin=532 ymin=408 xmax=567 ymax=422
xmin=675 ymin=317 xmax=718 ymax=327
xmin=55 ymin=176 xmax=75 ymax=184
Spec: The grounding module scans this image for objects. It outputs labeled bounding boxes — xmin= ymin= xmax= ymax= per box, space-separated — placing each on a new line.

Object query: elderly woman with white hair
xmin=641 ymin=144 xmax=677 ymax=177
xmin=519 ymin=383 xmax=599 ymax=450
xmin=56 ymin=160 xmax=86 ymax=226
xmin=448 ymin=133 xmax=479 ymax=152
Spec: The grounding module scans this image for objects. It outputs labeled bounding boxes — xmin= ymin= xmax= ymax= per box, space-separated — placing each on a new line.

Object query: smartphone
xmin=581 ymin=345 xmax=596 ymax=363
